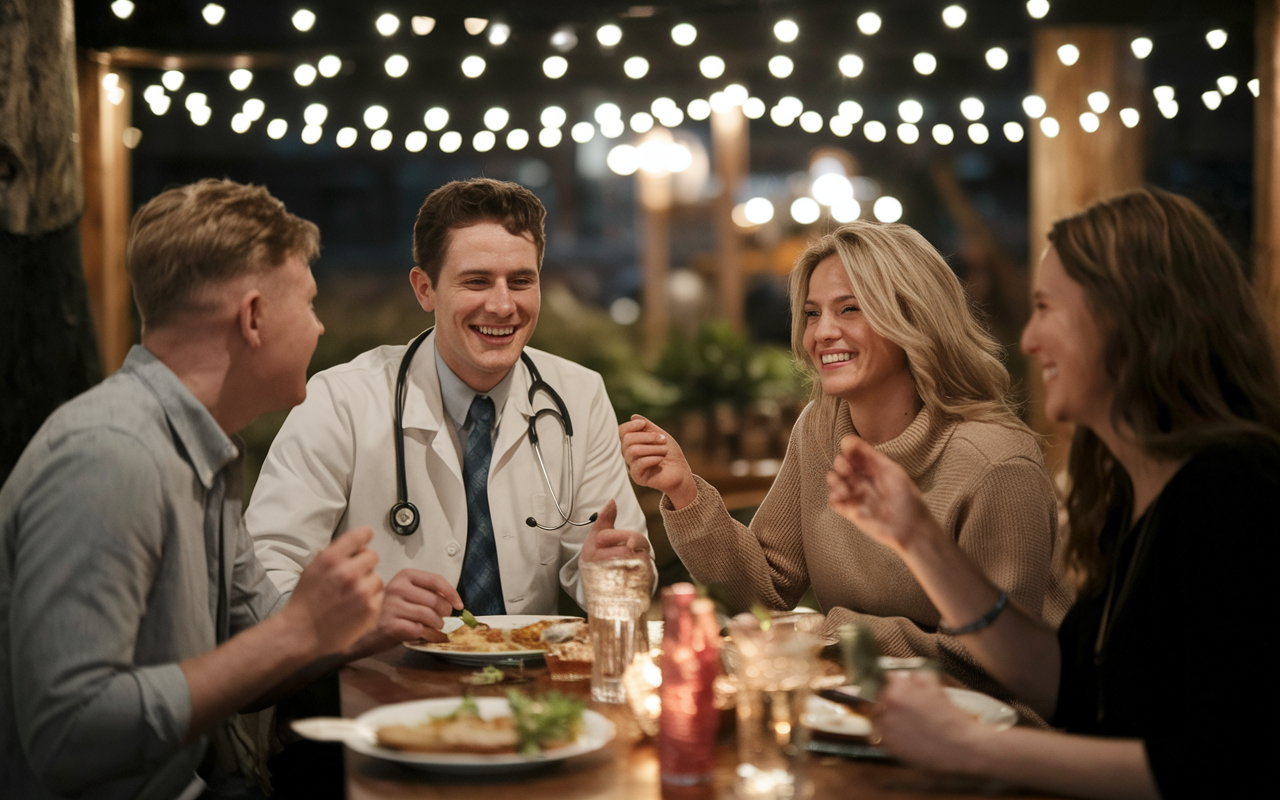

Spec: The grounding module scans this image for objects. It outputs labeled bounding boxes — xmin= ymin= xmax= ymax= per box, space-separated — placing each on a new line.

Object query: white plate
xmin=403 ymin=615 xmax=581 ymax=666
xmin=348 ymin=696 xmax=615 ymax=774
xmin=803 ymin=687 xmax=1017 ymax=740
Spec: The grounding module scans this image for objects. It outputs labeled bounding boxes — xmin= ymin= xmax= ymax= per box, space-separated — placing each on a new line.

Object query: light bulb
xmin=671 ymin=23 xmax=696 ymax=45
xmin=597 ymin=24 xmax=622 ymax=47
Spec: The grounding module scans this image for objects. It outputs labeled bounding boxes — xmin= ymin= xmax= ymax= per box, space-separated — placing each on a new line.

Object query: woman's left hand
xmin=871 ymin=670 xmax=991 ymax=775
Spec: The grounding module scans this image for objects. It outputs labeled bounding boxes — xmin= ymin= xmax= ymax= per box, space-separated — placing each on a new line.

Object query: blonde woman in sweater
xmin=620 ymin=221 xmax=1070 ymax=705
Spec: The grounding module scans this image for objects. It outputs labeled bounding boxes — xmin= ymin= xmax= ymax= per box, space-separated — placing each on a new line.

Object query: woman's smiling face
xmin=802 ymin=255 xmax=912 ymax=405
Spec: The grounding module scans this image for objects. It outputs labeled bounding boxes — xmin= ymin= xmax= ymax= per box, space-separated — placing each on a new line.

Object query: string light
xmin=1158 ymin=100 xmax=1178 ymax=118
xmin=507 ymin=128 xmax=529 ymax=149
xmin=743 ymin=197 xmax=774 ymax=224
xmin=830 ymin=117 xmax=853 ymax=136
xmin=230 ymin=113 xmax=250 ymax=133
xmin=571 ymin=122 xmax=595 ymax=143
xmin=1201 ymin=91 xmax=1222 ymax=110
xmin=742 ymin=98 xmax=765 ymax=119
xmin=541 ymin=106 xmax=567 ymax=129
xmin=671 ymin=23 xmax=697 ymax=45
xmin=364 ymin=105 xmax=388 ymax=129
xmin=1153 ymin=86 xmax=1175 ymax=103
xmin=1250 ymin=79 xmax=1261 ymax=97
xmin=864 ymin=121 xmax=887 ymax=142
xmin=484 ymin=107 xmax=509 ymax=131
xmin=336 ymin=127 xmax=357 ymax=148
xmin=942 ymin=6 xmax=966 ymax=28
xmin=464 ymin=18 xmax=489 ymax=36
xmin=424 ymin=107 xmax=448 ymax=131
xmin=1022 ymin=95 xmax=1047 ymax=118
xmin=376 ymin=13 xmax=399 ymax=36
xmin=1205 ymin=29 xmax=1227 ymax=50
xmin=292 ymin=9 xmax=315 ymax=32
xmin=769 ymin=56 xmax=794 ymax=78
xmin=856 ymin=13 xmax=881 ymax=35
xmin=960 ymin=97 xmax=984 ymax=121
xmin=913 ymin=53 xmax=937 ymax=75
xmin=932 ymin=124 xmax=954 ymax=144
xmin=607 ymin=145 xmax=639 ymax=175
xmin=162 ymin=71 xmax=184 ymax=91
xmin=301 ymin=125 xmax=322 ymax=144
xmin=1003 ymin=121 xmax=1025 ymax=142
xmin=700 ymin=56 xmax=725 ymax=79
xmin=791 ymin=197 xmax=820 ymax=224
xmin=543 ymin=56 xmax=568 ymax=79
xmin=294 ymin=64 xmax=317 ymax=86
xmin=1131 ymin=37 xmax=1153 ymax=58
xmin=243 ymin=99 xmax=264 ymax=121
xmin=550 ymin=25 xmax=578 ymax=53
xmin=898 ymin=100 xmax=923 ymax=123
xmin=985 ymin=47 xmax=1008 ymax=69
xmin=897 ymin=123 xmax=920 ymax=143
xmin=185 ymin=92 xmax=208 ymax=113
xmin=624 ymin=56 xmax=650 ymax=79
xmin=202 ymin=4 xmax=225 ymax=25
xmin=839 ymin=101 xmax=863 ymax=122
xmin=597 ymin=24 xmax=622 ymax=46
xmin=1057 ymin=44 xmax=1079 ymax=66
xmin=630 ymin=112 xmax=654 ymax=133
xmin=267 ymin=119 xmax=288 ymax=139
xmin=799 ymin=111 xmax=823 ymax=132
xmin=372 ymin=129 xmax=393 ymax=150
xmin=1039 ymin=117 xmax=1060 ymax=137
xmin=1119 ymin=108 xmax=1140 ymax=128
xmin=385 ymin=55 xmax=409 ymax=77
xmin=410 ymin=16 xmax=435 ymax=36
xmin=303 ymin=103 xmax=327 ymax=125
xmin=724 ymin=84 xmax=748 ymax=105
xmin=1217 ymin=76 xmax=1238 ymax=95
xmin=440 ymin=131 xmax=462 ymax=152
xmin=1026 ymin=0 xmax=1049 ymax=19
xmin=318 ymin=55 xmax=342 ymax=78
xmin=405 ymin=131 xmax=428 ymax=152
xmin=1079 ymin=112 xmax=1099 ymax=132
xmin=831 ymin=198 xmax=861 ymax=222
xmin=873 ymin=196 xmax=903 ymax=222
xmin=774 ymin=20 xmax=799 ymax=42
xmin=111 ymin=1 xmax=134 ymax=19
xmin=601 ymin=118 xmax=625 ymax=138
xmin=228 ymin=69 xmax=252 ymax=90
xmin=488 ymin=23 xmax=510 ymax=45
xmin=461 ymin=56 xmax=486 ymax=78
xmin=839 ymin=54 xmax=864 ymax=77
xmin=473 ymin=131 xmax=496 ymax=151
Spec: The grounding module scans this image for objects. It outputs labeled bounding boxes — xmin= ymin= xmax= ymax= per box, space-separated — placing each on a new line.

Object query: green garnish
xmin=460 ymin=609 xmax=479 ymax=628
xmin=471 ymin=665 xmax=505 ymax=684
xmin=751 ymin=603 xmax=773 ymax=631
xmin=506 ymin=689 xmax=586 ymax=755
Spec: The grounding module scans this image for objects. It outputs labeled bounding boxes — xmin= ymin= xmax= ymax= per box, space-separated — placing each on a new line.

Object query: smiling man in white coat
xmin=247 ymin=178 xmax=651 ymax=646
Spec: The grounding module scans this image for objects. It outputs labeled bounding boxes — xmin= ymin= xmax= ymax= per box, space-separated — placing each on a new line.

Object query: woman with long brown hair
xmin=828 ymin=187 xmax=1279 ymax=797
xmin=621 ymin=220 xmax=1069 ymax=710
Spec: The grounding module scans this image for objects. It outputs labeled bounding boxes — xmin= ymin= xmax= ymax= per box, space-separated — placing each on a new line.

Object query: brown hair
xmin=127 ymin=179 xmax=319 ymax=328
xmin=1053 ymin=188 xmax=1280 ymax=591
xmin=412 ymin=178 xmax=547 ymax=284
xmin=789 ymin=220 xmax=1022 ymax=427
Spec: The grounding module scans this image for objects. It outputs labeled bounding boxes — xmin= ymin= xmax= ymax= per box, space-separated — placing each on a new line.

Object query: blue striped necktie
xmin=457 ymin=395 xmax=505 ymax=615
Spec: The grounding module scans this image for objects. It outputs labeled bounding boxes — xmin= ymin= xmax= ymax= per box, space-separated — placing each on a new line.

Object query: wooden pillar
xmin=636 ymin=152 xmax=672 ymax=361
xmin=1027 ymin=26 xmax=1144 ymax=474
xmin=1256 ymin=0 xmax=1280 ymax=336
xmin=711 ymin=105 xmax=748 ymax=331
xmin=78 ymin=52 xmax=134 ymax=375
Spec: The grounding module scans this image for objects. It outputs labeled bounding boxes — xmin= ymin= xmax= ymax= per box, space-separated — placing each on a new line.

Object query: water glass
xmin=580 ymin=558 xmax=651 ymax=703
xmin=727 ymin=612 xmax=825 ymax=800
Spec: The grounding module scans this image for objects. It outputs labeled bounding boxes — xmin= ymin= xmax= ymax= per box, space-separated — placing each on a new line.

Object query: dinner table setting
xmin=302 ymin=558 xmax=1058 ymax=800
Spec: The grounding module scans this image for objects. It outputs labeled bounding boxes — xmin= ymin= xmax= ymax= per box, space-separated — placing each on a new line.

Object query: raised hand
xmin=619 ymin=414 xmax=698 ymax=509
xmin=285 ymin=527 xmax=383 ymax=655
xmin=871 ymin=670 xmax=987 ymax=773
xmin=827 ymin=435 xmax=938 ymax=554
xmin=580 ymin=498 xmax=652 ymax=563
xmin=372 ymin=568 xmax=465 ymax=646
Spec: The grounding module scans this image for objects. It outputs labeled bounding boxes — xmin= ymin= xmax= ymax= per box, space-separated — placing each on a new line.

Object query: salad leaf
xmin=461 ymin=609 xmax=479 ymax=628
xmin=506 ymin=690 xmax=586 ymax=755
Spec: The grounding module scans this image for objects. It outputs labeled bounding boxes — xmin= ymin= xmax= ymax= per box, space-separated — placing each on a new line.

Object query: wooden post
xmin=711 ymin=105 xmax=748 ymax=331
xmin=636 ymin=137 xmax=673 ymax=361
xmin=1256 ymin=0 xmax=1280 ymax=335
xmin=1027 ymin=26 xmax=1144 ymax=474
xmin=78 ymin=52 xmax=135 ymax=375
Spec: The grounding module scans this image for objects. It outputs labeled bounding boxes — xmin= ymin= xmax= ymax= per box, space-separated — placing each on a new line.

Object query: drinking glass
xmin=580 ymin=558 xmax=651 ymax=703
xmin=727 ymin=612 xmax=825 ymax=800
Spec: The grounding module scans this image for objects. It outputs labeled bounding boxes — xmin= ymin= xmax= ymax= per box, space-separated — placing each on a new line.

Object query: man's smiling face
xmin=412 ymin=221 xmax=540 ymax=392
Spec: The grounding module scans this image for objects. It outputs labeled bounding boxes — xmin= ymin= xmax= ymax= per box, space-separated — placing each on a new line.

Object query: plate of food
xmin=803 ymin=687 xmax=1017 ymax=744
xmin=293 ymin=691 xmax=615 ymax=775
xmin=403 ymin=614 xmax=582 ymax=666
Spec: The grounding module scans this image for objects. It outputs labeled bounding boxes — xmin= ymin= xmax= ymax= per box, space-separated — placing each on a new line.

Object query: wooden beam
xmin=77 ymin=54 xmax=134 ymax=375
xmin=87 ymin=48 xmax=294 ymax=71
xmin=1027 ymin=26 xmax=1144 ymax=475
xmin=1256 ymin=0 xmax=1280 ymax=337
xmin=711 ymin=105 xmax=747 ymax=332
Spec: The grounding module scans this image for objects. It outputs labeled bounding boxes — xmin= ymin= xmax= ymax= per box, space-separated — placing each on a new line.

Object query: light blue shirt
xmin=434 ymin=342 xmax=515 ymax=452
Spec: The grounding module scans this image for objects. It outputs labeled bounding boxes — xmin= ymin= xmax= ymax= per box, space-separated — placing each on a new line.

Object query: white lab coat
xmin=246 ymin=330 xmax=650 ymax=612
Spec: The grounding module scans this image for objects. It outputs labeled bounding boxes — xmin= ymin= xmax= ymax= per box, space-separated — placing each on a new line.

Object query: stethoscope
xmin=389 ymin=328 xmax=599 ymax=536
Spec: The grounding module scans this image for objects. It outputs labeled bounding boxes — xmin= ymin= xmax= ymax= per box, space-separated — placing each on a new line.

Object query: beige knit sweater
xmin=663 ymin=399 xmax=1073 ymax=706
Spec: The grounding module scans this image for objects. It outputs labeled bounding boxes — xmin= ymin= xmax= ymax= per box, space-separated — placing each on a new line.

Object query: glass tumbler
xmin=581 ymin=558 xmax=651 ymax=703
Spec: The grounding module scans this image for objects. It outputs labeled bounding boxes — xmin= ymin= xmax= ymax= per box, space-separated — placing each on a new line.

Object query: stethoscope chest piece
xmin=390 ymin=501 xmax=419 ymax=536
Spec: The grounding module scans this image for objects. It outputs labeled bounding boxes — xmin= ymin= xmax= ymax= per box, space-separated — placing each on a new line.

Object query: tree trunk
xmin=0 ymin=0 xmax=101 ymax=483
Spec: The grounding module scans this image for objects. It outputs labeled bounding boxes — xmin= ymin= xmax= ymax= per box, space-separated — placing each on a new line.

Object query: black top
xmin=1054 ymin=440 xmax=1279 ymax=798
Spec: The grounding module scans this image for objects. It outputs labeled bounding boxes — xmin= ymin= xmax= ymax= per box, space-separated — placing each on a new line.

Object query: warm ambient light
xmin=874 ymin=196 xmax=903 ymax=223
xmin=463 ymin=18 xmax=488 ymax=35
xmin=942 ymin=5 xmax=966 ymax=28
xmin=671 ymin=23 xmax=696 ymax=45
xmin=202 ymin=4 xmax=225 ymax=25
xmin=1131 ymin=37 xmax=1153 ymax=58
xmin=385 ymin=55 xmax=409 ymax=77
xmin=405 ymin=131 xmax=428 ymax=152
xmin=292 ymin=9 xmax=315 ymax=32
xmin=371 ymin=129 xmax=393 ymax=150
xmin=1026 ymin=0 xmax=1049 ymax=19
xmin=364 ymin=105 xmax=388 ymax=129
xmin=111 ymin=1 xmax=134 ymax=19
xmin=624 ymin=56 xmax=650 ymax=79
xmin=913 ymin=53 xmax=937 ymax=75
xmin=318 ymin=55 xmax=341 ymax=77
xmin=375 ymin=13 xmax=399 ymax=36
xmin=229 ymin=69 xmax=252 ymax=90
xmin=1205 ymin=29 xmax=1227 ymax=50
xmin=1022 ymin=95 xmax=1047 ymax=118
xmin=985 ymin=47 xmax=1008 ymax=69
xmin=597 ymin=24 xmax=622 ymax=46
xmin=293 ymin=64 xmax=317 ymax=86
xmin=856 ymin=12 xmax=881 ymax=35
xmin=1040 ymin=117 xmax=1060 ymax=137
xmin=541 ymin=106 xmax=567 ymax=128
xmin=960 ymin=97 xmax=984 ymax=121
xmin=769 ymin=56 xmax=794 ymax=78
xmin=1004 ymin=121 xmax=1025 ymax=142
xmin=791 ymin=197 xmax=820 ymax=224
xmin=898 ymin=100 xmax=923 ymax=123
xmin=774 ymin=19 xmax=798 ymax=42
xmin=897 ymin=123 xmax=919 ymax=144
xmin=487 ymin=23 xmax=510 ymax=46
xmin=699 ymin=56 xmax=725 ymax=79
xmin=439 ymin=131 xmax=462 ymax=153
xmin=336 ymin=127 xmax=357 ymax=148
xmin=424 ymin=107 xmax=448 ymax=131
xmin=410 ymin=16 xmax=435 ymax=36
xmin=744 ymin=197 xmax=774 ymax=224
xmin=484 ymin=107 xmax=509 ymax=131
xmin=864 ymin=121 xmax=887 ymax=142
xmin=543 ymin=56 xmax=568 ymax=79
xmin=1079 ymin=112 xmax=1099 ymax=132
xmin=461 ymin=56 xmax=486 ymax=78
xmin=303 ymin=103 xmax=327 ymax=125
xmin=1057 ymin=44 xmax=1080 ymax=65
xmin=839 ymin=54 xmax=864 ymax=77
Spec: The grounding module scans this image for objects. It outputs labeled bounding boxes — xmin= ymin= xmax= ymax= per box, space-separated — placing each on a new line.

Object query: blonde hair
xmin=127 ymin=179 xmax=320 ymax=328
xmin=788 ymin=220 xmax=1020 ymax=426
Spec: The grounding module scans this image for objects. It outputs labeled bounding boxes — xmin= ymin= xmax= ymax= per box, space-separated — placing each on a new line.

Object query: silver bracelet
xmin=937 ymin=591 xmax=1008 ymax=636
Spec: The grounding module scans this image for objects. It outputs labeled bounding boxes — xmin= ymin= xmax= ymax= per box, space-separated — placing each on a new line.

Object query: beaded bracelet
xmin=937 ymin=590 xmax=1008 ymax=636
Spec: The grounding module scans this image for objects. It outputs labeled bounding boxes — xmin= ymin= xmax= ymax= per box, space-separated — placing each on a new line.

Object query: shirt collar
xmin=433 ymin=340 xmax=516 ymax=430
xmin=123 ymin=344 xmax=240 ymax=489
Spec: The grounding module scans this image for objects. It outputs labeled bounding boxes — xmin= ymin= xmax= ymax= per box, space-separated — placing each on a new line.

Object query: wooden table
xmin=340 ymin=648 xmax=1056 ymax=800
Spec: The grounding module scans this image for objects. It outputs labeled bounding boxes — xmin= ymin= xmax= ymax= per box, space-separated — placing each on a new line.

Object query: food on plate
xmin=375 ymin=691 xmax=586 ymax=755
xmin=541 ymin=620 xmax=592 ymax=681
xmin=431 ymin=617 xmax=579 ymax=653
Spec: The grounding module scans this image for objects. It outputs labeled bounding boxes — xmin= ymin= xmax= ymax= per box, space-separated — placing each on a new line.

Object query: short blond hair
xmin=127 ymin=179 xmax=320 ymax=328
xmin=789 ymin=220 xmax=1020 ymax=426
